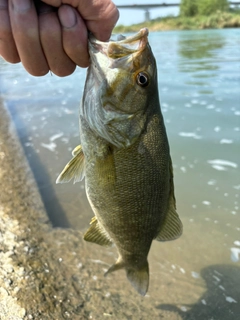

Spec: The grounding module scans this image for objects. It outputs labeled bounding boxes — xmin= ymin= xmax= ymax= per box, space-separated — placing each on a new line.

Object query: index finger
xmin=9 ymin=0 xmax=49 ymax=76
xmin=0 ymin=0 xmax=19 ymax=63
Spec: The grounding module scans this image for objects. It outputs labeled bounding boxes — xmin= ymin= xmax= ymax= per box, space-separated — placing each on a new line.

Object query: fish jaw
xmin=87 ymin=28 xmax=153 ymax=86
xmin=89 ymin=27 xmax=149 ymax=61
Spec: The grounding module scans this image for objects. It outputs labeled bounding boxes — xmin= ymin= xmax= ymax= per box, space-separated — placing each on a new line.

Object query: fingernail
xmin=59 ymin=6 xmax=77 ymax=29
xmin=11 ymin=0 xmax=31 ymax=12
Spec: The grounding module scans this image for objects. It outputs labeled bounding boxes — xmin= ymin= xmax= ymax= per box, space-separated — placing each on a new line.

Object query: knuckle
xmin=0 ymin=39 xmax=20 ymax=63
xmin=66 ymin=49 xmax=89 ymax=68
xmin=52 ymin=65 xmax=76 ymax=77
xmin=0 ymin=52 xmax=20 ymax=63
xmin=27 ymin=67 xmax=49 ymax=77
xmin=77 ymin=60 xmax=89 ymax=68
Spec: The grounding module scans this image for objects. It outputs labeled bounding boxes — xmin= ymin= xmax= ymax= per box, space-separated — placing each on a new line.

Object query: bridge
xmin=117 ymin=3 xmax=179 ymax=22
xmin=117 ymin=2 xmax=240 ymax=22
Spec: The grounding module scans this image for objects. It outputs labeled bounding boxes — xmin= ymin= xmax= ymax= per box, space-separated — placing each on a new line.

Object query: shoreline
xmin=114 ymin=11 xmax=240 ymax=33
xmin=0 ymin=98 xmax=86 ymax=319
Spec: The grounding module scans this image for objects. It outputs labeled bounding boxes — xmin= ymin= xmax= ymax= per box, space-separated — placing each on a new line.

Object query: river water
xmin=0 ymin=28 xmax=240 ymax=319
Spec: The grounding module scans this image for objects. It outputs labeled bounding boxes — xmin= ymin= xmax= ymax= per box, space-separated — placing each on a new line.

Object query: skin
xmin=0 ymin=0 xmax=119 ymax=76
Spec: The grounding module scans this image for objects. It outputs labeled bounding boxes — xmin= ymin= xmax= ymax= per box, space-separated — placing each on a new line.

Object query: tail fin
xmin=105 ymin=258 xmax=149 ymax=296
xmin=126 ymin=263 xmax=149 ymax=296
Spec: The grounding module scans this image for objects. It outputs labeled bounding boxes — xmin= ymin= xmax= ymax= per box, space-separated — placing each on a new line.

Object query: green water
xmin=0 ymin=28 xmax=239 ymax=319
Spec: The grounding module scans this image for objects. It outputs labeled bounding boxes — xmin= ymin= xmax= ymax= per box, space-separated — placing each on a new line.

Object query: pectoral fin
xmin=56 ymin=145 xmax=85 ymax=184
xmin=96 ymin=145 xmax=116 ymax=188
xmin=72 ymin=145 xmax=82 ymax=156
xmin=84 ymin=217 xmax=113 ymax=247
xmin=156 ymin=158 xmax=183 ymax=241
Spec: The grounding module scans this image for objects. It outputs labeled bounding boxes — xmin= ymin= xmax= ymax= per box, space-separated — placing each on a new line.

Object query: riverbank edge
xmin=0 ymin=98 xmax=92 ymax=319
xmin=114 ymin=11 xmax=240 ymax=33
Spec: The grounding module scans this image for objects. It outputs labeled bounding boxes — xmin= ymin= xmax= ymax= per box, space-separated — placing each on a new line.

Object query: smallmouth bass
xmin=57 ymin=28 xmax=183 ymax=296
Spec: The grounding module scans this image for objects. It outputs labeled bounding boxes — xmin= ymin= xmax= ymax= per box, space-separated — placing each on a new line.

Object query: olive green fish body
xmin=57 ymin=29 xmax=182 ymax=296
xmin=81 ymin=108 xmax=169 ymax=248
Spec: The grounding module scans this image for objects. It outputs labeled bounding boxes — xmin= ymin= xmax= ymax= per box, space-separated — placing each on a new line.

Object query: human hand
xmin=0 ymin=0 xmax=119 ymax=76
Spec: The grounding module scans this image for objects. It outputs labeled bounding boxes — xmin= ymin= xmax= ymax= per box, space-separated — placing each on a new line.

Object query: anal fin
xmin=84 ymin=217 xmax=113 ymax=247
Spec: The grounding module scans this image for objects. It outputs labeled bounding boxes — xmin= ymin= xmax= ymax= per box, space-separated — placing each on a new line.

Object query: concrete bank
xmin=0 ymin=98 xmax=180 ymax=320
xmin=0 ymin=98 xmax=90 ymax=319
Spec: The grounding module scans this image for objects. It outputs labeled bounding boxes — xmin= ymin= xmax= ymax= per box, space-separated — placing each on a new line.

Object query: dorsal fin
xmin=84 ymin=217 xmax=113 ymax=247
xmin=155 ymin=207 xmax=182 ymax=241
xmin=56 ymin=145 xmax=85 ymax=184
xmin=156 ymin=157 xmax=183 ymax=241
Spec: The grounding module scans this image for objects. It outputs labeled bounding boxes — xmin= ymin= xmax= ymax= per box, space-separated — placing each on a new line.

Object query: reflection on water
xmin=158 ymin=264 xmax=240 ymax=319
xmin=177 ymin=30 xmax=226 ymax=92
xmin=178 ymin=31 xmax=225 ymax=60
xmin=0 ymin=28 xmax=240 ymax=318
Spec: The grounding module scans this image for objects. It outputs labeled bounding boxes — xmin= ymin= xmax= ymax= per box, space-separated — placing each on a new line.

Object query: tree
xmin=198 ymin=0 xmax=229 ymax=16
xmin=180 ymin=0 xmax=198 ymax=17
xmin=180 ymin=0 xmax=229 ymax=17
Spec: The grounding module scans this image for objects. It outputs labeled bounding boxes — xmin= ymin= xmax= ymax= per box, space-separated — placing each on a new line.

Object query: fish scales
xmin=56 ymin=28 xmax=183 ymax=296
xmin=81 ymin=112 xmax=169 ymax=250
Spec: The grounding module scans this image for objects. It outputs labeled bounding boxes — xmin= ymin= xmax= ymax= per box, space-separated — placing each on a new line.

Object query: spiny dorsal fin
xmin=156 ymin=157 xmax=183 ymax=241
xmin=84 ymin=217 xmax=113 ymax=247
xmin=56 ymin=145 xmax=85 ymax=184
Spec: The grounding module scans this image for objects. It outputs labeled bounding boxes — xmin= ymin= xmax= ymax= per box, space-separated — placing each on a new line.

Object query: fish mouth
xmin=89 ymin=28 xmax=149 ymax=60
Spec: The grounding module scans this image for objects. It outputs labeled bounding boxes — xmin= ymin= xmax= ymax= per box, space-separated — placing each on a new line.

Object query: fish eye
xmin=136 ymin=72 xmax=149 ymax=87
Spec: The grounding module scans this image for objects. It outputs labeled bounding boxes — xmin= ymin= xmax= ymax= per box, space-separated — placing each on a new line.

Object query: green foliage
xmin=180 ymin=0 xmax=198 ymax=17
xmin=180 ymin=0 xmax=229 ymax=17
xmin=114 ymin=11 xmax=240 ymax=33
xmin=198 ymin=0 xmax=229 ymax=16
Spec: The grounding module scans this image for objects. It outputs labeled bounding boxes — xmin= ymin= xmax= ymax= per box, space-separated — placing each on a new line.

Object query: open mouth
xmin=89 ymin=28 xmax=149 ymax=60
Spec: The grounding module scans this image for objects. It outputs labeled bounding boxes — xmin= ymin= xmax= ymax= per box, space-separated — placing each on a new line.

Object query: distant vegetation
xmin=180 ymin=0 xmax=229 ymax=17
xmin=114 ymin=0 xmax=240 ymax=33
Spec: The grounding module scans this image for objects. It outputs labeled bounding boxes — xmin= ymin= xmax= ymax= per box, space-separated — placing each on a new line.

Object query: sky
xmin=114 ymin=0 xmax=240 ymax=26
xmin=114 ymin=0 xmax=181 ymax=26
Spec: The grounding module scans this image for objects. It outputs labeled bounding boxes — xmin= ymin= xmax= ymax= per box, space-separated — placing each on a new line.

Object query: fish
xmin=56 ymin=28 xmax=183 ymax=296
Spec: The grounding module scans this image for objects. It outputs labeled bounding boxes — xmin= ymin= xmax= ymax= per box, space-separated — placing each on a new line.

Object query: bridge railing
xmin=116 ymin=2 xmax=240 ymax=22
